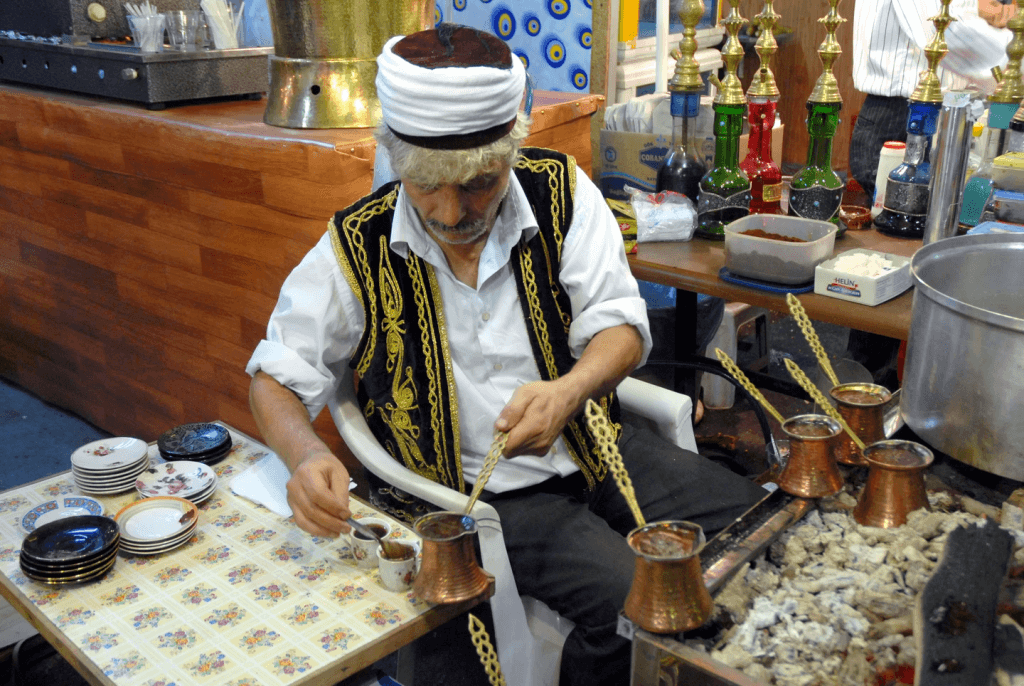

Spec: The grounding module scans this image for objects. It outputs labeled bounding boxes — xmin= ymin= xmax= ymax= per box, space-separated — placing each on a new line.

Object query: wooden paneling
xmin=741 ymin=0 xmax=865 ymax=172
xmin=0 ymin=84 xmax=601 ymax=475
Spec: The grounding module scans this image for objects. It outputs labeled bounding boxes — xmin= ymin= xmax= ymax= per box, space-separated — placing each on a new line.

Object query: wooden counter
xmin=0 ymin=83 xmax=602 ymax=471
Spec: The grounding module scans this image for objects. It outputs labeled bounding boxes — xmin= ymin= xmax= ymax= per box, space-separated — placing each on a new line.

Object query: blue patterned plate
xmin=158 ymin=422 xmax=231 ymax=459
xmin=21 ymin=497 xmax=104 ymax=534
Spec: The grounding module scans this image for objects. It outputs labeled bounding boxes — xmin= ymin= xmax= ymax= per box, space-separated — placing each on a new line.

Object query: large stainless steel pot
xmin=901 ymin=233 xmax=1024 ymax=480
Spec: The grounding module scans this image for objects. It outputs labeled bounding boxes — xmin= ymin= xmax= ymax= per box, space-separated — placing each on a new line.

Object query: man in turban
xmin=247 ymin=24 xmax=765 ymax=686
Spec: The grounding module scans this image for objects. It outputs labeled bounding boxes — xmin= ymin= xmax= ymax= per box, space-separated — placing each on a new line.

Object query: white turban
xmin=375 ymin=26 xmax=527 ymax=149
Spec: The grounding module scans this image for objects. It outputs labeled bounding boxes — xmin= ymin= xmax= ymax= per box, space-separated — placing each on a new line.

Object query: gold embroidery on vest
xmin=514 ymin=152 xmax=575 ymax=257
xmin=407 ymin=255 xmax=463 ymax=491
xmin=334 ymin=191 xmax=398 ymax=376
xmin=517 ymin=247 xmax=559 ymax=380
xmin=329 ymin=219 xmax=363 ymax=305
xmin=374 ymin=246 xmax=438 ymax=482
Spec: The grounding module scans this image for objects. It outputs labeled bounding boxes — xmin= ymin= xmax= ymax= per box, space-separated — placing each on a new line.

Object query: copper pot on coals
xmin=624 ymin=520 xmax=713 ymax=633
xmin=829 ymin=383 xmax=891 ymax=466
xmin=777 ymin=415 xmax=844 ymax=498
xmin=413 ymin=512 xmax=494 ymax=604
xmin=854 ymin=440 xmax=934 ymax=528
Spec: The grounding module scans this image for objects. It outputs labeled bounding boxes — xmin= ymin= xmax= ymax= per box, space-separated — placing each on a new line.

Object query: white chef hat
xmin=375 ymin=24 xmax=527 ymax=150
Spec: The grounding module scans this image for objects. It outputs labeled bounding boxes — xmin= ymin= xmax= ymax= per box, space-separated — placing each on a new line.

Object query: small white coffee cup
xmin=347 ymin=517 xmax=392 ymax=569
xmin=377 ymin=540 xmax=419 ymax=592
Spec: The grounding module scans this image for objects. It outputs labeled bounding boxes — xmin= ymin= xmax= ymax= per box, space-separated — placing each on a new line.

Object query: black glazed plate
xmin=21 ymin=515 xmax=120 ymax=564
xmin=158 ymin=423 xmax=231 ymax=459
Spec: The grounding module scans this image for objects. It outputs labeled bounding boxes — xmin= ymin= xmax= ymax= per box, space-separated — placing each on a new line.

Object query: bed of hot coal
xmin=676 ymin=483 xmax=1024 ymax=686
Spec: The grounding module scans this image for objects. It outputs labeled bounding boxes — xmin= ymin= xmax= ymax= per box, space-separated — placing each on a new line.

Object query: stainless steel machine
xmin=0 ymin=0 xmax=271 ymax=108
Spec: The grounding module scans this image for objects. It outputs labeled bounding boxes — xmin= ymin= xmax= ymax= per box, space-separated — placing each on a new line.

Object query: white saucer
xmin=135 ymin=461 xmax=216 ymax=499
xmin=71 ymin=438 xmax=148 ymax=471
xmin=21 ymin=497 xmax=105 ymax=534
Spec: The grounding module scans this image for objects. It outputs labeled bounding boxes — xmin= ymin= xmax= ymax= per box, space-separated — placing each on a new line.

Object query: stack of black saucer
xmin=157 ymin=422 xmax=232 ymax=465
xmin=20 ymin=516 xmax=120 ymax=585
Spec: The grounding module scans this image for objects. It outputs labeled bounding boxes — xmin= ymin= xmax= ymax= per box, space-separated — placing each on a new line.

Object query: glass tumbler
xmin=165 ymin=11 xmax=202 ymax=51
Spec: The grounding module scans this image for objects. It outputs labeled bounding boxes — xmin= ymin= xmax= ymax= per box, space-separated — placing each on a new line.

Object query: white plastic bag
xmin=626 ymin=185 xmax=697 ymax=243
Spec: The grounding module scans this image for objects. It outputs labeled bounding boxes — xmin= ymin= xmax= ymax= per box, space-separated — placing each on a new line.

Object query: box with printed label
xmin=813 ymin=249 xmax=913 ymax=306
xmin=598 ymin=124 xmax=785 ymax=202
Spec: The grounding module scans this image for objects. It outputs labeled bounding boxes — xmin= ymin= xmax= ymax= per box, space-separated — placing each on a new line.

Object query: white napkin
xmin=230 ymin=453 xmax=293 ymax=518
xmin=230 ymin=453 xmax=357 ymax=519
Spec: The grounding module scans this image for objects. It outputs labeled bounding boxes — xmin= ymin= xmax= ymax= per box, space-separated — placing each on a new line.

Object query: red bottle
xmin=740 ymin=97 xmax=782 ymax=214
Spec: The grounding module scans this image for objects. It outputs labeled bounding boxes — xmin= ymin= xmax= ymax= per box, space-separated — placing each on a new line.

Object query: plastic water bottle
xmin=871 ymin=141 xmax=906 ymax=219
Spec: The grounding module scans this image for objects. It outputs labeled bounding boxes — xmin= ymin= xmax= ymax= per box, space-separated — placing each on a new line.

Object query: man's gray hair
xmin=375 ymin=115 xmax=532 ymax=187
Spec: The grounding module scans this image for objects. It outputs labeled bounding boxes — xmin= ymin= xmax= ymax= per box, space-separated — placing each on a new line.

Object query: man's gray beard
xmin=423 ymin=217 xmax=490 ymax=245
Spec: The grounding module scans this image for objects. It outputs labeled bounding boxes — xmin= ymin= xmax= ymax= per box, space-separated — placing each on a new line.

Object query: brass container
xmin=623 ymin=521 xmax=713 ymax=633
xmin=829 ymin=383 xmax=892 ymax=466
xmin=263 ymin=0 xmax=432 ymax=128
xmin=412 ymin=512 xmax=494 ymax=604
xmin=854 ymin=440 xmax=934 ymax=528
xmin=777 ymin=415 xmax=844 ymax=498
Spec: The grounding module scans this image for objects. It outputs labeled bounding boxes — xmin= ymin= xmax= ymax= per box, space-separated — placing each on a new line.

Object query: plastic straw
xmin=714 ymin=348 xmax=787 ymax=425
xmin=786 ymin=293 xmax=840 ymax=388
xmin=783 ymin=358 xmax=867 ymax=451
xmin=200 ymin=0 xmax=240 ymax=49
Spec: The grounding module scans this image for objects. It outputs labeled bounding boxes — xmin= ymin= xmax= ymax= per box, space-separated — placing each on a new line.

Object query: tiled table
xmin=0 ymin=424 xmax=481 ymax=686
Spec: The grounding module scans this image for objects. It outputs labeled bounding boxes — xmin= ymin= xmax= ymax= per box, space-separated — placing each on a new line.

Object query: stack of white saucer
xmin=71 ymin=438 xmax=150 ymax=495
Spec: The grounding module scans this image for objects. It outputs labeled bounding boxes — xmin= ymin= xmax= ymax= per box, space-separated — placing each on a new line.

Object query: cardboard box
xmin=813 ymin=249 xmax=912 ymax=306
xmin=598 ymin=123 xmax=785 ymax=202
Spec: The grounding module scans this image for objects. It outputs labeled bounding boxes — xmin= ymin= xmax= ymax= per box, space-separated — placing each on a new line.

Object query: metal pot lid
xmin=910 ymin=233 xmax=1024 ymax=333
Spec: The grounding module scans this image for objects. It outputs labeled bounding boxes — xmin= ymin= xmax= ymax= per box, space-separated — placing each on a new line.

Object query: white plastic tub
xmin=723 ymin=215 xmax=838 ymax=285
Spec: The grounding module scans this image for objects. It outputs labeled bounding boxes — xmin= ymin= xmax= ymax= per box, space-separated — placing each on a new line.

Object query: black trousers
xmin=484 ymin=422 xmax=767 ymax=686
xmin=849 ymin=94 xmax=909 ymax=200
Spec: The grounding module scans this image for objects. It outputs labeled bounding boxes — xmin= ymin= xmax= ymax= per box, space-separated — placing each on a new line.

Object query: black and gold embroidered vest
xmin=330 ymin=148 xmax=619 ymax=519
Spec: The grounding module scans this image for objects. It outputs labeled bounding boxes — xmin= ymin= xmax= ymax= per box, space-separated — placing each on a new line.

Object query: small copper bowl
xmin=829 ymin=383 xmax=892 ymax=466
xmin=777 ymin=415 xmax=844 ymax=498
xmin=623 ymin=521 xmax=713 ymax=634
xmin=839 ymin=204 xmax=872 ymax=231
xmin=853 ymin=440 xmax=934 ymax=528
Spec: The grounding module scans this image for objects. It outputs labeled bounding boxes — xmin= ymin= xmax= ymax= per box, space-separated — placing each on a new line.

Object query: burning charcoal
xmin=784 ymin=535 xmax=809 ymax=567
xmin=1004 ymin=502 xmax=1024 ymax=531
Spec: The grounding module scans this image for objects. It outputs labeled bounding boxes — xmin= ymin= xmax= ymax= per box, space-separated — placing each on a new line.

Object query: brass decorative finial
xmin=748 ymin=0 xmax=782 ymax=99
xmin=990 ymin=0 xmax=1024 ymax=103
xmin=808 ymin=0 xmax=845 ymax=104
xmin=709 ymin=0 xmax=747 ymax=105
xmin=911 ymin=0 xmax=954 ymax=103
xmin=669 ymin=0 xmax=706 ymax=93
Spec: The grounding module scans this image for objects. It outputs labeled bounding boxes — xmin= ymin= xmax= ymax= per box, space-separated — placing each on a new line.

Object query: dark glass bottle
xmin=875 ymin=102 xmax=939 ymax=237
xmin=656 ymin=94 xmax=706 ymax=204
xmin=788 ymin=101 xmax=844 ymax=223
xmin=696 ymin=102 xmax=751 ymax=239
xmin=741 ymin=96 xmax=782 ymax=214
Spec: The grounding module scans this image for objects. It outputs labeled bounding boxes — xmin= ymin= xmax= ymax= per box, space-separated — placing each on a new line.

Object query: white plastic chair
xmin=327 ymin=373 xmax=696 ymax=686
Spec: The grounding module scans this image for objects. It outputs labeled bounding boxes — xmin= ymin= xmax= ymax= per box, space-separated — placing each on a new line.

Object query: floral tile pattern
xmin=0 ymin=428 xmax=431 ymax=685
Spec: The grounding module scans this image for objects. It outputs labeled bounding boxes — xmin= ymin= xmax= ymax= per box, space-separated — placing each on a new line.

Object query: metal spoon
xmin=347 ymin=517 xmax=405 ymax=559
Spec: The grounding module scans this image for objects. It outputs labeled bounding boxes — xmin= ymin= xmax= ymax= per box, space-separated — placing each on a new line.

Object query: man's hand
xmin=495 ymin=379 xmax=580 ymax=458
xmin=286 ymin=451 xmax=352 ymax=537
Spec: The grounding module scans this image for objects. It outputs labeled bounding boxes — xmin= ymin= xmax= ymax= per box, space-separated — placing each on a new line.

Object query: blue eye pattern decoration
xmin=492 ymin=6 xmax=515 ymax=39
xmin=514 ymin=50 xmax=530 ymax=70
xmin=548 ymin=0 xmax=570 ymax=20
xmin=582 ymin=0 xmax=591 ymax=7
xmin=524 ymin=13 xmax=542 ymax=36
xmin=576 ymin=25 xmax=592 ymax=49
xmin=434 ymin=2 xmax=443 ymax=24
xmin=570 ymin=66 xmax=588 ymax=90
xmin=544 ymin=36 xmax=566 ymax=68
xmin=453 ymin=0 xmax=466 ymax=10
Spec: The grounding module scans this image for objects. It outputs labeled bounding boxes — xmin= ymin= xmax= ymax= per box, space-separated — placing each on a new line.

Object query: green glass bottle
xmin=696 ymin=102 xmax=751 ymax=239
xmin=787 ymin=101 xmax=843 ymax=223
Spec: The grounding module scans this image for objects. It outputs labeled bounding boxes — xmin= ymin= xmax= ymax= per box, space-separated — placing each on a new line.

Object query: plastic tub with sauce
xmin=723 ymin=215 xmax=838 ymax=284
